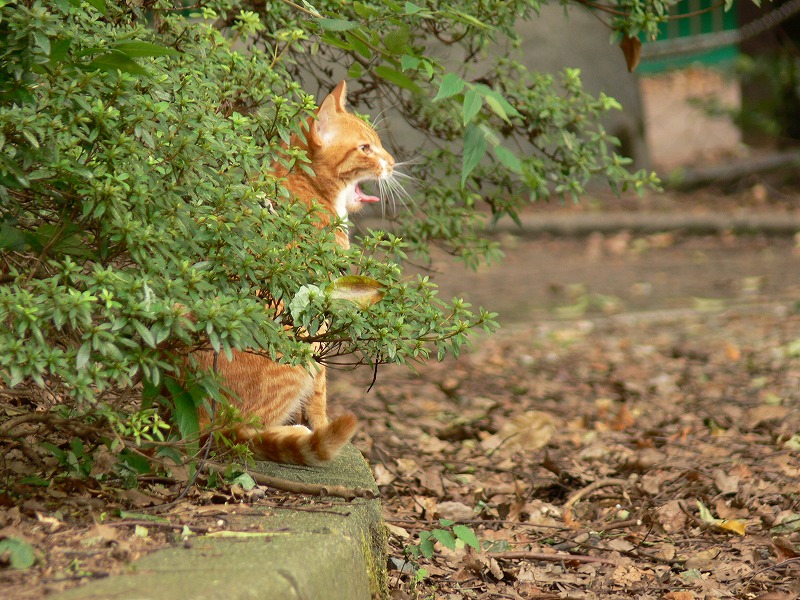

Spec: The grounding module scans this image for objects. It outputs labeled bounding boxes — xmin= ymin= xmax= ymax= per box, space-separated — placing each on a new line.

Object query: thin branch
xmin=563 ymin=478 xmax=630 ymax=525
xmin=489 ymin=550 xmax=618 ymax=566
xmin=279 ymin=0 xmax=321 ymax=18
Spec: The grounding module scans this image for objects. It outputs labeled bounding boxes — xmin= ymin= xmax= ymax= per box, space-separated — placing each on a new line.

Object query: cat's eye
xmin=358 ymin=144 xmax=371 ymax=153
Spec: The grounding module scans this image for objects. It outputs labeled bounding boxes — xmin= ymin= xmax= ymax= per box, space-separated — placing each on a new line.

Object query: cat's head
xmin=306 ymin=81 xmax=395 ymax=218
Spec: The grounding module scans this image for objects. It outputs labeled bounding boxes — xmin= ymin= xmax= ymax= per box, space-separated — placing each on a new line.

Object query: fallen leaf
xmin=81 ymin=522 xmax=119 ymax=547
xmin=684 ymin=547 xmax=720 ymax=570
xmin=609 ymin=404 xmax=636 ymax=431
xmin=385 ymin=523 xmax=410 ymax=540
xmin=395 ymin=458 xmax=419 ymax=478
xmin=483 ymin=411 xmax=558 ymax=452
xmin=436 ymin=501 xmax=474 ymax=522
xmin=724 ymin=342 xmax=741 ymax=361
xmin=713 ymin=470 xmax=740 ymax=496
xmin=655 ymin=500 xmax=687 ymax=533
xmin=373 ymin=463 xmax=396 ymax=486
xmin=747 ymin=405 xmax=789 ymax=428
xmin=696 ymin=500 xmax=746 ymax=535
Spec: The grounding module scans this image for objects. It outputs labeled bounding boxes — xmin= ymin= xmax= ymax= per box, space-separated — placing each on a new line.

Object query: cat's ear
xmin=310 ymin=81 xmax=347 ymax=147
xmin=329 ymin=80 xmax=347 ymax=111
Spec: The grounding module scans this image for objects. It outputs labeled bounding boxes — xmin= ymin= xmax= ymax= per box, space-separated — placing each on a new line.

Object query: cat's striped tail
xmin=235 ymin=414 xmax=358 ymax=466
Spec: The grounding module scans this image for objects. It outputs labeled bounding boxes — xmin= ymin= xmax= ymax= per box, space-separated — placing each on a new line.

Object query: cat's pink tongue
xmin=355 ymin=184 xmax=380 ymax=203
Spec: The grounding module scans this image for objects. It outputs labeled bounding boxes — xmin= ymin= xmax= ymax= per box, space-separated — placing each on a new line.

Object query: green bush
xmin=0 ymin=0 xmax=679 ymax=473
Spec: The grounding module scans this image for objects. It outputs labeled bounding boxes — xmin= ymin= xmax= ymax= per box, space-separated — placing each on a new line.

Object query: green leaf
xmin=84 ymin=0 xmax=106 ymax=14
xmin=484 ymin=94 xmax=508 ymax=122
xmin=344 ymin=32 xmax=371 ymax=59
xmin=48 ymin=37 xmax=72 ymax=63
xmin=400 ymin=54 xmax=420 ymax=71
xmin=84 ymin=51 xmax=148 ymax=76
xmin=17 ymin=476 xmax=51 ymax=487
xmin=120 ymin=449 xmax=152 ymax=474
xmin=317 ymin=18 xmax=359 ymax=32
xmin=493 ymin=145 xmax=522 ymax=174
xmin=696 ymin=500 xmax=715 ymax=523
xmin=433 ymin=73 xmax=465 ymax=102
xmin=431 ymin=529 xmax=456 ymax=550
xmin=462 ymin=89 xmax=481 ymax=125
xmin=113 ymin=41 xmax=179 ymax=57
xmin=76 ymin=343 xmax=91 ymax=369
xmin=231 ymin=472 xmax=257 ymax=491
xmin=0 ymin=538 xmax=35 ymax=569
xmin=41 ymin=442 xmax=66 ymax=465
xmin=33 ymin=31 xmax=50 ymax=56
xmin=0 ymin=222 xmax=28 ymax=251
xmin=119 ymin=511 xmax=170 ymax=524
xmin=452 ymin=525 xmax=480 ymax=551
xmin=418 ymin=532 xmax=435 ymax=558
xmin=174 ymin=392 xmax=200 ymax=442
xmin=384 ymin=26 xmax=409 ymax=54
xmin=374 ymin=65 xmax=420 ymax=93
xmin=132 ymin=320 xmax=157 ymax=348
xmin=461 ymin=124 xmax=487 ymax=187
xmin=404 ymin=2 xmax=424 ymax=14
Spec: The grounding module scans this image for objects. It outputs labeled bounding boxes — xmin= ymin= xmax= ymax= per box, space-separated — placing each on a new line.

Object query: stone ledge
xmin=55 ymin=445 xmax=387 ymax=600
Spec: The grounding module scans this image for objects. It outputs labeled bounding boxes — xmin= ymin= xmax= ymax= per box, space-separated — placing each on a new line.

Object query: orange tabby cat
xmin=194 ymin=81 xmax=395 ymax=465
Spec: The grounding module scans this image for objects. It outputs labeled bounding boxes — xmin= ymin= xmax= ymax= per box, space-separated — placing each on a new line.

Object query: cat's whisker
xmin=389 ymin=171 xmax=419 ymax=185
xmin=395 ymin=155 xmax=425 ymax=167
xmin=370 ymin=106 xmax=394 ymax=132
xmin=378 ymin=173 xmax=414 ymax=218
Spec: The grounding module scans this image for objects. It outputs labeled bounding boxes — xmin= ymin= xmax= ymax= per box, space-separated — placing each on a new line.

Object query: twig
xmin=205 ymin=462 xmax=377 ymax=501
xmin=747 ymin=557 xmax=800 ymax=582
xmin=489 ymin=551 xmax=617 ymax=566
xmin=563 ymin=478 xmax=630 ymax=526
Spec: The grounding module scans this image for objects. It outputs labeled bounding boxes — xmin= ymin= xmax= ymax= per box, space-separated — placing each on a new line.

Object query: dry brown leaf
xmin=747 ymin=405 xmax=789 ymax=428
xmin=395 ymin=458 xmax=419 ymax=477
xmin=373 ymin=463 xmax=396 ymax=486
xmin=609 ymin=404 xmax=636 ymax=431
xmin=435 ymin=501 xmax=474 ymax=522
xmin=611 ymin=563 xmax=644 ymax=585
xmin=482 ymin=411 xmax=558 ymax=452
xmin=417 ymin=470 xmax=445 ymax=497
xmin=663 ymin=592 xmax=695 ymax=600
xmin=655 ymin=500 xmax=687 ymax=533
xmin=713 ymin=470 xmax=740 ymax=496
xmin=684 ymin=547 xmax=720 ymax=570
xmin=619 ymin=35 xmax=641 ymax=72
xmin=772 ymin=536 xmax=800 ymax=560
xmin=724 ymin=342 xmax=741 ymax=361
xmin=385 ymin=523 xmax=410 ymax=540
xmin=81 ymin=522 xmax=119 ymax=547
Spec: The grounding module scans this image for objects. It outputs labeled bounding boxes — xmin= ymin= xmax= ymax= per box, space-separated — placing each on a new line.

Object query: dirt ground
xmin=1 ymin=185 xmax=800 ymax=599
xmin=330 ymin=195 xmax=800 ymax=598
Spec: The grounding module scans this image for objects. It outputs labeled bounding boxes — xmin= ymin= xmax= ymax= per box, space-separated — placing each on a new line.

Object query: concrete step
xmin=55 ymin=445 xmax=387 ymax=600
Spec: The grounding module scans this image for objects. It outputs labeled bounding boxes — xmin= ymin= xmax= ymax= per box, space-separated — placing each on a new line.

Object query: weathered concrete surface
xmin=55 ymin=445 xmax=387 ymax=600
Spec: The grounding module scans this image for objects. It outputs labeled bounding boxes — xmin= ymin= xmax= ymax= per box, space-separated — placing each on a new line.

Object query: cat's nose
xmin=381 ymin=154 xmax=395 ymax=174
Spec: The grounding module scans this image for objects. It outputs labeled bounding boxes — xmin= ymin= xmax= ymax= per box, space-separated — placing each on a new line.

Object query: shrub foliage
xmin=0 ymin=0 xmax=690 ymax=473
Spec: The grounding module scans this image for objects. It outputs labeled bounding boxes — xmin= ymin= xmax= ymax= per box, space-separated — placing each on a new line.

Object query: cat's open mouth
xmin=355 ymin=183 xmax=380 ymax=203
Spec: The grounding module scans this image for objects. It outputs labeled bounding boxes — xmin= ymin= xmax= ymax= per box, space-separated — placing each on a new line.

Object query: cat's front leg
xmin=304 ymin=364 xmax=329 ymax=430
